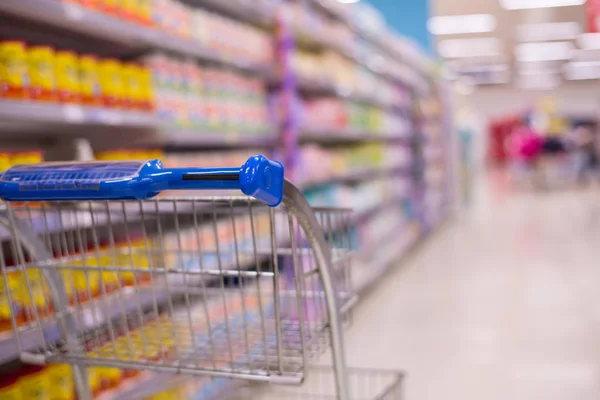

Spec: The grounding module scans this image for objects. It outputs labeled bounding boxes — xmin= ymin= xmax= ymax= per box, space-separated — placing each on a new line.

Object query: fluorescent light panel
xmin=438 ymin=38 xmax=502 ymax=58
xmin=564 ymin=61 xmax=600 ymax=80
xmin=500 ymin=0 xmax=585 ymax=10
xmin=578 ymin=33 xmax=600 ymax=50
xmin=517 ymin=73 xmax=561 ymax=89
xmin=428 ymin=14 xmax=496 ymax=35
xmin=517 ymin=22 xmax=580 ymax=42
xmin=515 ymin=41 xmax=574 ymax=62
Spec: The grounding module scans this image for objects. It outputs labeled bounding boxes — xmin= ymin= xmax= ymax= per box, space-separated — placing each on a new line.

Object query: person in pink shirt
xmin=508 ymin=125 xmax=543 ymax=186
xmin=510 ymin=126 xmax=543 ymax=162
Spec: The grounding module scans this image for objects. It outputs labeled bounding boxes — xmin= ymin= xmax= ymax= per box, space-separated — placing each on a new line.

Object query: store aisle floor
xmin=345 ymin=181 xmax=600 ymax=400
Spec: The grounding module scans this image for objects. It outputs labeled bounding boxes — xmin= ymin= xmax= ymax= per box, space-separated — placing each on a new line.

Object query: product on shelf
xmin=65 ymin=0 xmax=153 ymax=26
xmin=55 ymin=50 xmax=80 ymax=103
xmin=0 ymin=40 xmax=155 ymax=111
xmin=0 ymin=149 xmax=44 ymax=173
xmin=0 ymin=370 xmax=20 ymax=399
xmin=0 ymin=40 xmax=28 ymax=99
xmin=19 ymin=365 xmax=51 ymax=400
xmin=283 ymin=1 xmax=353 ymax=48
xmin=96 ymin=148 xmax=164 ymax=161
xmin=301 ymin=96 xmax=411 ymax=136
xmin=98 ymin=58 xmax=124 ymax=108
xmin=298 ymin=142 xmax=411 ymax=188
xmin=27 ymin=45 xmax=56 ymax=102
xmin=144 ymin=53 xmax=270 ymax=132
xmin=292 ymin=49 xmax=404 ymax=107
xmin=79 ymin=54 xmax=102 ymax=106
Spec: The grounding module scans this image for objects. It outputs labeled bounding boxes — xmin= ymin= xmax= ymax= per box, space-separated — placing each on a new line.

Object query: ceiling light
xmin=567 ymin=61 xmax=600 ymax=68
xmin=571 ymin=49 xmax=600 ymax=62
xmin=438 ymin=38 xmax=502 ymax=58
xmin=516 ymin=22 xmax=580 ymax=42
xmin=515 ymin=41 xmax=574 ymax=62
xmin=337 ymin=0 xmax=360 ymax=3
xmin=564 ymin=69 xmax=600 ymax=80
xmin=517 ymin=73 xmax=561 ymax=90
xmin=578 ymin=33 xmax=600 ymax=50
xmin=427 ymin=14 xmax=496 ymax=35
xmin=518 ymin=67 xmax=561 ymax=75
xmin=500 ymin=0 xmax=585 ymax=10
xmin=457 ymin=64 xmax=509 ymax=74
xmin=563 ymin=61 xmax=600 ymax=80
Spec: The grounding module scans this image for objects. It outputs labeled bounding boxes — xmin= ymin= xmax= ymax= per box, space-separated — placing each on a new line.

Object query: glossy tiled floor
xmin=343 ymin=179 xmax=600 ymax=399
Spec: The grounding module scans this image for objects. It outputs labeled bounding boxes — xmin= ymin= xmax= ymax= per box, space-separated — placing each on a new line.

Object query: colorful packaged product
xmin=27 ymin=45 xmax=56 ymax=102
xmin=0 ymin=41 xmax=28 ymax=99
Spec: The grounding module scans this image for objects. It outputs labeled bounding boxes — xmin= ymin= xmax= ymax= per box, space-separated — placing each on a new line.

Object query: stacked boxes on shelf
xmin=144 ymin=54 xmax=270 ymax=133
xmin=301 ymin=97 xmax=410 ymax=136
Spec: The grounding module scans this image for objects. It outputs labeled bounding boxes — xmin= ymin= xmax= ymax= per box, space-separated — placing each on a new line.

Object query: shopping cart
xmin=0 ymin=154 xmax=402 ymax=400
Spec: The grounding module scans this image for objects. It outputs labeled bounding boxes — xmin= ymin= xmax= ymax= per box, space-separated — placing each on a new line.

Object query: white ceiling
xmin=430 ymin=0 xmax=599 ymax=87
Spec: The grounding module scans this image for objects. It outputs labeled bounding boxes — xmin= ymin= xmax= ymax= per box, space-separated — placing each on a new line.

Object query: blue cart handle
xmin=0 ymin=154 xmax=285 ymax=207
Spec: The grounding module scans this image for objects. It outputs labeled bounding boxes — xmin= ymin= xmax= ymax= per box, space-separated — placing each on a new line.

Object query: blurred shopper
xmin=538 ymin=134 xmax=569 ymax=189
xmin=507 ymin=123 xmax=543 ymax=187
xmin=571 ymin=124 xmax=597 ymax=185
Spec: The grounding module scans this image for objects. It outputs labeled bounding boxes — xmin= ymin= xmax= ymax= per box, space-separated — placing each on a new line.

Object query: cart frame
xmin=0 ymin=179 xmax=351 ymax=399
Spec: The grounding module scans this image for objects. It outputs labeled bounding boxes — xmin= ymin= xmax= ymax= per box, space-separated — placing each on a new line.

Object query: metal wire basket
xmin=205 ymin=367 xmax=403 ymax=400
xmin=0 ymin=170 xmax=357 ymax=399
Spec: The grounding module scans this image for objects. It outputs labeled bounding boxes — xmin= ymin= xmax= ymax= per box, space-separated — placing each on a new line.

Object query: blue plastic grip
xmin=0 ymin=154 xmax=285 ymax=206
xmin=239 ymin=154 xmax=284 ymax=207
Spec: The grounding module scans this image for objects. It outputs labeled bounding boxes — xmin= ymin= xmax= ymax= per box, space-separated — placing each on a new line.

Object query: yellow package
xmin=122 ymin=63 xmax=142 ymax=109
xmin=84 ymin=354 xmax=102 ymax=395
xmin=138 ymin=0 xmax=152 ymax=24
xmin=0 ymin=152 xmax=11 ymax=172
xmin=19 ymin=366 xmax=50 ymax=400
xmin=138 ymin=67 xmax=154 ymax=111
xmin=121 ymin=0 xmax=140 ymax=20
xmin=64 ymin=254 xmax=101 ymax=301
xmin=47 ymin=364 xmax=73 ymax=400
xmin=19 ymin=268 xmax=50 ymax=319
xmin=0 ymin=40 xmax=28 ymax=99
xmin=95 ymin=149 xmax=132 ymax=161
xmin=11 ymin=150 xmax=43 ymax=166
xmin=94 ymin=347 xmax=123 ymax=388
xmin=79 ymin=54 xmax=101 ymax=106
xmin=98 ymin=58 xmax=124 ymax=107
xmin=55 ymin=51 xmax=80 ymax=103
xmin=0 ymin=271 xmax=22 ymax=328
xmin=114 ymin=244 xmax=135 ymax=285
xmin=27 ymin=45 xmax=55 ymax=101
xmin=0 ymin=373 xmax=21 ymax=400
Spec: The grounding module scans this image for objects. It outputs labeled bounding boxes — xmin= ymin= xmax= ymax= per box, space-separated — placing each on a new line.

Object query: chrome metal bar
xmin=282 ymin=180 xmax=349 ymax=400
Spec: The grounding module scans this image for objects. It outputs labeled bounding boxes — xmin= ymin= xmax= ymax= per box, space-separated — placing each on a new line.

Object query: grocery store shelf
xmin=0 ymin=100 xmax=159 ymax=131
xmin=302 ymin=164 xmax=409 ymax=189
xmin=307 ymin=0 xmax=350 ymax=22
xmin=0 ymin=286 xmax=173 ymax=364
xmin=191 ymin=0 xmax=275 ymax=26
xmin=300 ymin=129 xmax=410 ymax=144
xmin=134 ymin=130 xmax=278 ymax=149
xmin=0 ymin=0 xmax=271 ymax=75
xmin=97 ymin=370 xmax=189 ymax=400
xmin=295 ymin=75 xmax=404 ymax=110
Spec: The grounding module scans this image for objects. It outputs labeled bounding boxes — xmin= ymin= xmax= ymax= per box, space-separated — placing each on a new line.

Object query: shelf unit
xmin=0 ymin=0 xmax=452 ymax=398
xmin=0 ymin=100 xmax=159 ymax=130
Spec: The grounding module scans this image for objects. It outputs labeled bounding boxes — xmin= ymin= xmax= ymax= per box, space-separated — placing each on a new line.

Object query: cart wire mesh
xmin=0 ymin=197 xmax=354 ymax=384
xmin=146 ymin=366 xmax=403 ymax=400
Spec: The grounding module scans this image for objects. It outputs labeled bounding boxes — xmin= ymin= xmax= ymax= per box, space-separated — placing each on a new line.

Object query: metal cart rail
xmin=0 ymin=155 xmax=400 ymax=399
